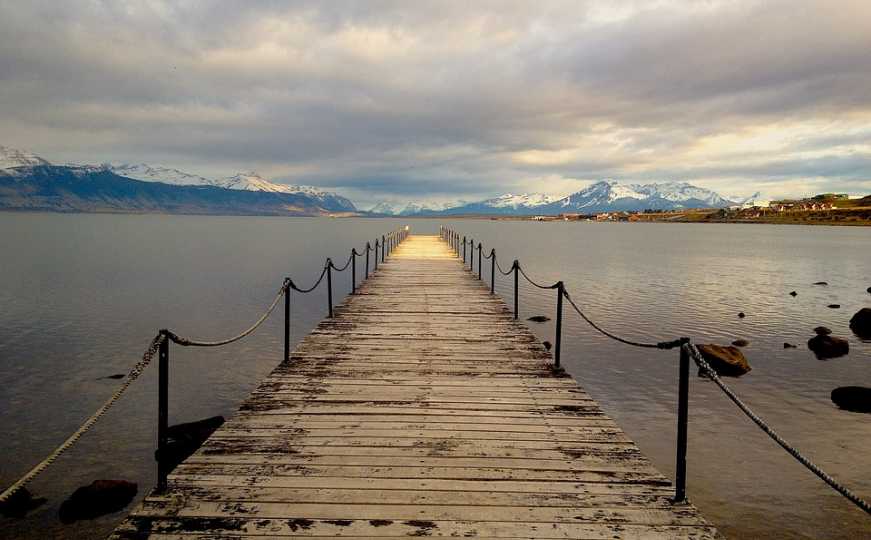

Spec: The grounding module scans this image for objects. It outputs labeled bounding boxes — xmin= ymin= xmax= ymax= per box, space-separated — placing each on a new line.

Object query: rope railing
xmin=438 ymin=225 xmax=871 ymax=517
xmin=0 ymin=226 xmax=410 ymax=504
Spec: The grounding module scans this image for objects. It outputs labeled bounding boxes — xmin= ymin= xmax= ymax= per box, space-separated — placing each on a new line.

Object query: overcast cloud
xmin=1 ymin=0 xmax=869 ymax=207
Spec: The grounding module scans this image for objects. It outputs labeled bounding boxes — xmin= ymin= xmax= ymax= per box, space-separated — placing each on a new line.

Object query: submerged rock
xmin=814 ymin=326 xmax=832 ymax=336
xmin=789 ymin=291 xmax=798 ymax=297
xmin=849 ymin=308 xmax=871 ymax=338
xmin=807 ymin=334 xmax=849 ymax=359
xmin=828 ymin=304 xmax=841 ymax=309
xmin=542 ymin=341 xmax=552 ymax=351
xmin=831 ymin=387 xmax=871 ymax=413
xmin=696 ymin=344 xmax=751 ymax=377
xmin=58 ymin=480 xmax=137 ymax=523
xmin=98 ymin=373 xmax=125 ymax=380
xmin=731 ymin=339 xmax=750 ymax=347
xmin=0 ymin=487 xmax=46 ymax=518
xmin=813 ymin=281 xmax=829 ymax=286
xmin=155 ymin=416 xmax=225 ymax=473
xmin=738 ymin=312 xmax=746 ymax=319
xmin=527 ymin=315 xmax=550 ymax=323
xmin=867 ymin=287 xmax=871 ymax=294
xmin=783 ymin=342 xmax=797 ymax=349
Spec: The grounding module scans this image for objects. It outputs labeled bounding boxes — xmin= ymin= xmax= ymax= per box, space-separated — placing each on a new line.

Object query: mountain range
xmin=2 ymin=144 xmax=747 ymax=217
xmin=372 ymin=181 xmax=743 ymax=216
xmin=0 ymin=146 xmax=355 ymax=215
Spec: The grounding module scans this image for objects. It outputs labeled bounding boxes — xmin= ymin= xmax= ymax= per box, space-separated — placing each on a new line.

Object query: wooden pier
xmin=113 ymin=235 xmax=719 ymax=539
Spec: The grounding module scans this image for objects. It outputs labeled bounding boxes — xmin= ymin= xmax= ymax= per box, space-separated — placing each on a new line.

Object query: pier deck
xmin=113 ymin=235 xmax=719 ymax=539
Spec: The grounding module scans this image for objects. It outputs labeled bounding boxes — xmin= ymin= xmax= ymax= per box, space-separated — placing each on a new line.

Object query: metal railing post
xmin=513 ymin=261 xmax=519 ymax=320
xmin=463 ymin=236 xmax=467 ymax=264
xmin=365 ymin=243 xmax=370 ymax=279
xmin=674 ymin=345 xmax=690 ymax=503
xmin=374 ymin=240 xmax=379 ymax=270
xmin=477 ymin=243 xmax=482 ymax=280
xmin=351 ymin=250 xmax=357 ymax=293
xmin=156 ymin=332 xmax=169 ymax=492
xmin=283 ymin=281 xmax=290 ymax=362
xmin=490 ymin=250 xmax=495 ymax=293
xmin=326 ymin=261 xmax=333 ymax=318
xmin=382 ymin=235 xmax=386 ymax=262
xmin=469 ymin=238 xmax=474 ymax=272
xmin=554 ymin=282 xmax=564 ymax=368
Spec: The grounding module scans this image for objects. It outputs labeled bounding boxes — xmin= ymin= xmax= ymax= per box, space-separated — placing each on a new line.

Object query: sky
xmin=1 ymin=0 xmax=870 ymax=209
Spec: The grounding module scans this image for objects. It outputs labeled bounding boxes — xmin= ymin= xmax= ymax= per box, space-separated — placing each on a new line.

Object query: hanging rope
xmin=686 ymin=342 xmax=871 ymax=516
xmin=516 ymin=264 xmax=560 ymax=289
xmin=289 ymin=265 xmax=328 ymax=294
xmin=330 ymin=252 xmax=354 ymax=272
xmin=166 ymin=282 xmax=287 ymax=347
xmin=563 ymin=290 xmax=686 ymax=350
xmin=0 ymin=333 xmax=165 ymax=502
xmin=494 ymin=257 xmax=514 ymax=276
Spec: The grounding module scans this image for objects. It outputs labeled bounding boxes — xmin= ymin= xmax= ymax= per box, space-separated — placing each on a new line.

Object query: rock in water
xmin=849 ymin=308 xmax=871 ymax=338
xmin=696 ymin=344 xmax=751 ymax=377
xmin=731 ymin=339 xmax=750 ymax=347
xmin=867 ymin=286 xmax=871 ymax=294
xmin=0 ymin=488 xmax=46 ymax=518
xmin=738 ymin=312 xmax=746 ymax=319
xmin=155 ymin=415 xmax=225 ymax=473
xmin=58 ymin=480 xmax=137 ymax=523
xmin=789 ymin=291 xmax=797 ymax=297
xmin=527 ymin=315 xmax=550 ymax=323
xmin=807 ymin=334 xmax=850 ymax=359
xmin=827 ymin=304 xmax=840 ymax=309
xmin=831 ymin=387 xmax=871 ymax=413
xmin=813 ymin=281 xmax=828 ymax=286
xmin=783 ymin=342 xmax=797 ymax=349
xmin=814 ymin=326 xmax=832 ymax=336
xmin=542 ymin=341 xmax=552 ymax=351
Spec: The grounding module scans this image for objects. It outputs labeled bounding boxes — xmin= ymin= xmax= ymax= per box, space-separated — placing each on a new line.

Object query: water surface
xmin=0 ymin=214 xmax=869 ymax=539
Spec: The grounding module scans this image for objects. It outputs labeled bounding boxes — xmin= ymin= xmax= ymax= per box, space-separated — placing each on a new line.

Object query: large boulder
xmin=849 ymin=308 xmax=871 ymax=338
xmin=58 ymin=480 xmax=137 ymax=523
xmin=831 ymin=387 xmax=871 ymax=413
xmin=154 ymin=415 xmax=224 ymax=472
xmin=696 ymin=344 xmax=751 ymax=377
xmin=807 ymin=334 xmax=849 ymax=359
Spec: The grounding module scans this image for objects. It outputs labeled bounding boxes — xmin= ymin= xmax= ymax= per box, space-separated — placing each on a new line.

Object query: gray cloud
xmin=0 ymin=0 xmax=869 ymax=207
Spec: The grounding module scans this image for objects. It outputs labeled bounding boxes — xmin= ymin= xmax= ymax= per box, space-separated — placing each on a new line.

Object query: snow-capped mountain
xmin=539 ymin=180 xmax=734 ymax=213
xmin=107 ymin=165 xmax=356 ymax=211
xmin=0 ymin=145 xmax=51 ymax=169
xmin=108 ymin=163 xmax=216 ymax=187
xmin=369 ymin=202 xmax=401 ymax=215
xmin=483 ymin=193 xmax=557 ymax=209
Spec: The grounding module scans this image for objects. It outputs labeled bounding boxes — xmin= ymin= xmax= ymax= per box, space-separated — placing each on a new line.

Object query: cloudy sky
xmin=1 ymin=0 xmax=869 ymax=208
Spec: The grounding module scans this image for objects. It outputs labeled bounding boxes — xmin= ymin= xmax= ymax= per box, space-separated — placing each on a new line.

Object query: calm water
xmin=0 ymin=214 xmax=869 ymax=539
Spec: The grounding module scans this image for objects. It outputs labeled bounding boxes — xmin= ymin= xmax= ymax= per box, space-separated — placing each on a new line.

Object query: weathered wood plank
xmin=112 ymin=235 xmax=719 ymax=539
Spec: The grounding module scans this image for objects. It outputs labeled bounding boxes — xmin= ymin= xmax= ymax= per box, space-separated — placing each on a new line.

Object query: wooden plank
xmin=112 ymin=235 xmax=719 ymax=539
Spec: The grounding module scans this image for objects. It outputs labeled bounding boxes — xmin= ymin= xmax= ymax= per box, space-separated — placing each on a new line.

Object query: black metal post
xmin=674 ymin=345 xmax=690 ymax=503
xmin=490 ymin=250 xmax=495 ymax=293
xmin=365 ymin=243 xmax=370 ymax=279
xmin=326 ymin=261 xmax=333 ymax=318
xmin=283 ymin=281 xmax=290 ymax=362
xmin=477 ymin=244 xmax=482 ymax=280
xmin=469 ymin=238 xmax=474 ymax=272
xmin=351 ymin=250 xmax=357 ymax=293
xmin=463 ymin=236 xmax=467 ymax=264
xmin=156 ymin=333 xmax=169 ymax=492
xmin=554 ymin=281 xmax=564 ymax=368
xmin=374 ymin=240 xmax=379 ymax=270
xmin=513 ymin=261 xmax=519 ymax=320
xmin=382 ymin=235 xmax=386 ymax=262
